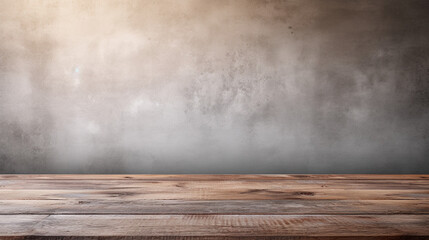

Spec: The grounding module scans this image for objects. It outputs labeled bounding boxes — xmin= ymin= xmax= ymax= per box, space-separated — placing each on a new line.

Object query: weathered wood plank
xmin=0 ymin=215 xmax=428 ymax=238
xmin=1 ymin=174 xmax=428 ymax=180
xmin=2 ymin=189 xmax=428 ymax=200
xmin=1 ymin=179 xmax=429 ymax=200
xmin=2 ymin=179 xmax=429 ymax=189
xmin=0 ymin=199 xmax=428 ymax=215
xmin=0 ymin=215 xmax=48 ymax=236
xmin=0 ymin=199 xmax=429 ymax=215
xmin=0 ymin=175 xmax=428 ymax=239
xmin=1 ymin=189 xmax=428 ymax=201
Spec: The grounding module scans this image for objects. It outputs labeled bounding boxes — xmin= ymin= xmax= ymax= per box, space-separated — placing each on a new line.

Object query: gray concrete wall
xmin=0 ymin=0 xmax=428 ymax=173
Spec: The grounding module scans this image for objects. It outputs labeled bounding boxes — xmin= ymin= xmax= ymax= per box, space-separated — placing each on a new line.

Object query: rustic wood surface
xmin=0 ymin=175 xmax=428 ymax=239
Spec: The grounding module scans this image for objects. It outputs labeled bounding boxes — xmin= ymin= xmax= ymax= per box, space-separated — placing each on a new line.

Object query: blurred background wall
xmin=0 ymin=0 xmax=428 ymax=173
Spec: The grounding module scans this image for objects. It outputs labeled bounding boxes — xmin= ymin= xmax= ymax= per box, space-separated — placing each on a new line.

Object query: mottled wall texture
xmin=1 ymin=0 xmax=428 ymax=173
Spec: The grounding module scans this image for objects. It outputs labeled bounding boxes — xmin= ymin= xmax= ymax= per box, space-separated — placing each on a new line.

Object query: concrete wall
xmin=1 ymin=0 xmax=428 ymax=173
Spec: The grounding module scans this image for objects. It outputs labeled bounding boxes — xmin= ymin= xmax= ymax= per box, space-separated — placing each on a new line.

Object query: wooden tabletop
xmin=0 ymin=174 xmax=428 ymax=239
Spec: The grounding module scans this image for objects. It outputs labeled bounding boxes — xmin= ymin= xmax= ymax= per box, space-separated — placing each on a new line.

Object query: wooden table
xmin=0 ymin=175 xmax=428 ymax=239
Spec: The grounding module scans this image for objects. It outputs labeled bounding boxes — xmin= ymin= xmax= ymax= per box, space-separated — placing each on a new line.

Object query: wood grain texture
xmin=0 ymin=175 xmax=428 ymax=239
xmin=1 ymin=179 xmax=429 ymax=200
xmin=1 ymin=215 xmax=428 ymax=237
xmin=1 ymin=174 xmax=428 ymax=180
xmin=1 ymin=199 xmax=428 ymax=215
